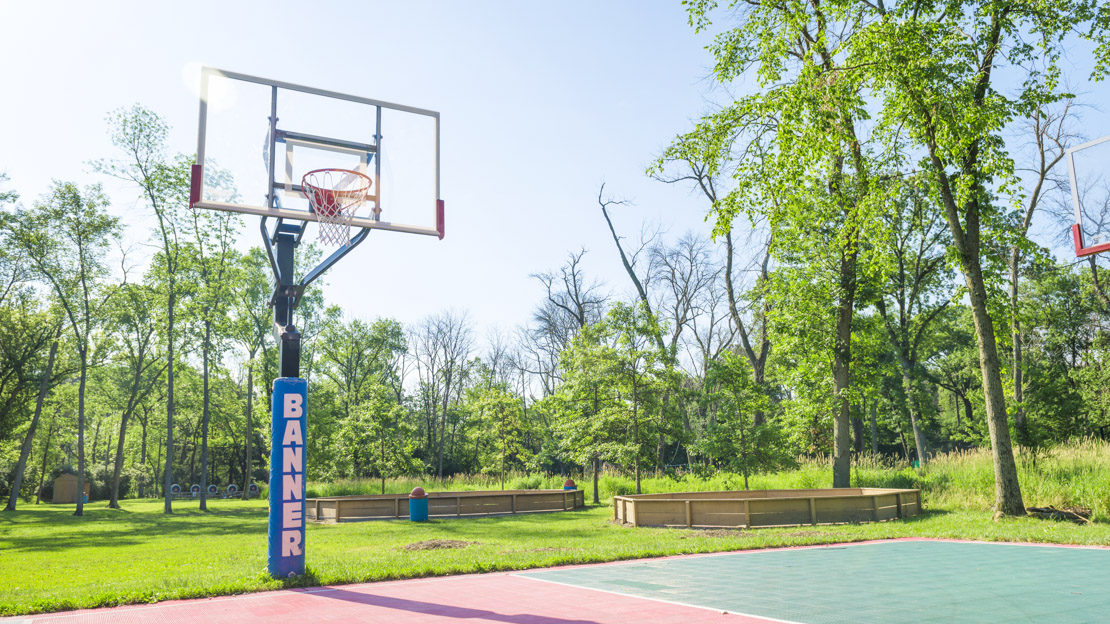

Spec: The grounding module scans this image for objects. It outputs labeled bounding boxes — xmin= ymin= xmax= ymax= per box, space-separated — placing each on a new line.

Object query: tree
xmin=470 ymin=382 xmax=528 ymax=490
xmin=102 ymin=282 xmax=165 ymax=508
xmin=94 ymin=105 xmax=190 ymax=514
xmin=8 ymin=182 xmax=120 ymax=516
xmin=340 ymin=385 xmax=421 ymax=493
xmin=230 ymin=248 xmax=274 ymax=496
xmin=605 ymin=302 xmax=667 ymax=494
xmin=412 ymin=310 xmax=474 ymax=476
xmin=705 ymin=351 xmax=771 ymax=489
xmin=681 ymin=0 xmax=894 ymax=488
xmin=1009 ymin=102 xmax=1077 ymax=439
xmin=874 ymin=180 xmax=954 ymax=464
xmin=850 ymin=0 xmax=1107 ymax=515
xmin=4 ymin=323 xmax=60 ymax=511
xmin=183 ymin=209 xmax=240 ymax=511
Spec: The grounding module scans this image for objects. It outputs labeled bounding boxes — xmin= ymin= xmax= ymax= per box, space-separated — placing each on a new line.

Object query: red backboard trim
xmin=1073 ymin=224 xmax=1110 ymax=257
xmin=189 ymin=164 xmax=203 ymax=208
xmin=436 ymin=199 xmax=445 ymax=240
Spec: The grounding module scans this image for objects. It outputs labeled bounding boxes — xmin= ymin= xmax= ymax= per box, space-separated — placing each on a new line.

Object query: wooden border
xmin=613 ymin=488 xmax=921 ymax=529
xmin=306 ymin=489 xmax=586 ymax=523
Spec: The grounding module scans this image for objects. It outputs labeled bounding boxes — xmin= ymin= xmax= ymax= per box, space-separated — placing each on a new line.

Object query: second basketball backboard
xmin=190 ymin=67 xmax=443 ymax=239
xmin=1067 ymin=133 xmax=1110 ymax=257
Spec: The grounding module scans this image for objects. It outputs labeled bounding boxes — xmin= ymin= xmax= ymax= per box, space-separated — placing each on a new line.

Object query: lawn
xmin=2 ymin=496 xmax=1108 ymax=616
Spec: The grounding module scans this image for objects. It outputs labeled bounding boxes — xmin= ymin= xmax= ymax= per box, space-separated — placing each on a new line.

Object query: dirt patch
xmin=399 ymin=539 xmax=478 ymax=551
xmin=681 ymin=529 xmax=752 ymax=539
xmin=498 ymin=546 xmax=571 ymax=554
xmin=783 ymin=530 xmax=834 ymax=538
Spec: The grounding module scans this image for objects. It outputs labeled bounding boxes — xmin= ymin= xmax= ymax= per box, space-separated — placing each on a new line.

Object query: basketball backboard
xmin=1067 ymin=133 xmax=1110 ymax=257
xmin=190 ymin=67 xmax=444 ymax=240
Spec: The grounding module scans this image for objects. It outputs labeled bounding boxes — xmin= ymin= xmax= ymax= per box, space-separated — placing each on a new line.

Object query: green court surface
xmin=519 ymin=539 xmax=1110 ymax=624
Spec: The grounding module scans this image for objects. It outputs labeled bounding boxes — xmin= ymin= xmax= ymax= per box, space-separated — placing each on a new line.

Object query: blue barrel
xmin=409 ymin=487 xmax=429 ymax=522
xmin=563 ymin=478 xmax=577 ymax=491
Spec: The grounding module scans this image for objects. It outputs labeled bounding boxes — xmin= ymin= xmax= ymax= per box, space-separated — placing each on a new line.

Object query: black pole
xmin=274 ymin=224 xmax=301 ymax=378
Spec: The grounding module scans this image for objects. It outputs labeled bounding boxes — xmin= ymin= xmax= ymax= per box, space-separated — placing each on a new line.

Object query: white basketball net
xmin=301 ymin=169 xmax=372 ymax=246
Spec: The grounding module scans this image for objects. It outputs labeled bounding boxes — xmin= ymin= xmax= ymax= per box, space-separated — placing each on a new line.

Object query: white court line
xmin=514 ymin=574 xmax=804 ymax=624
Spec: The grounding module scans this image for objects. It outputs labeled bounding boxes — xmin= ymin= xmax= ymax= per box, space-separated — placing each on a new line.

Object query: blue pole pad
xmin=268 ymin=377 xmax=307 ymax=578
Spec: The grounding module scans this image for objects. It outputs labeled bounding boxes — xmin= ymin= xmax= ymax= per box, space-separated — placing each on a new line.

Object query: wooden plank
xmin=809 ymin=498 xmax=817 ymax=526
xmin=685 ymin=500 xmax=692 ymax=528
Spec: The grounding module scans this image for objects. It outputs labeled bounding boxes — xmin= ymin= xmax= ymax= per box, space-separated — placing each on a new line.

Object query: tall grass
xmin=305 ymin=473 xmax=570 ymax=498
xmin=307 ymin=439 xmax=1110 ymax=520
xmin=922 ymin=438 xmax=1110 ymax=519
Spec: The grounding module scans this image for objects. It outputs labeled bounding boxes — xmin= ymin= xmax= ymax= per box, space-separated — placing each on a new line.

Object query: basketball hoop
xmin=301 ymin=168 xmax=373 ymax=245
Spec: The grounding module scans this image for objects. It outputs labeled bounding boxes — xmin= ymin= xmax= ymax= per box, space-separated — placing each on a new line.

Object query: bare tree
xmin=649 ymin=152 xmax=774 ymax=425
xmin=412 ymin=310 xmax=474 ymax=476
xmin=1010 ymin=101 xmax=1079 ymax=436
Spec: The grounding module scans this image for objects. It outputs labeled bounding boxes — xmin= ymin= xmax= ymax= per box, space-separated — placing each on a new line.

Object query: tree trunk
xmin=35 ymin=414 xmax=57 ymax=504
xmin=199 ymin=321 xmax=211 ymax=511
xmin=1009 ymin=252 xmax=1026 ymax=439
xmin=869 ymin=400 xmax=878 ymax=455
xmin=108 ymin=408 xmax=130 ymax=508
xmin=831 ymin=249 xmax=857 ymax=488
xmin=75 ymin=350 xmax=88 ymax=516
xmin=138 ymin=414 xmax=147 ymax=498
xmin=632 ymin=375 xmax=641 ymax=495
xmin=851 ymin=410 xmax=864 ymax=456
xmin=902 ymin=372 xmax=928 ymax=464
xmin=6 ymin=331 xmax=59 ymax=511
xmin=962 ymin=254 xmax=1025 ymax=516
xmin=243 ymin=359 xmax=254 ymax=499
xmin=164 ymin=287 xmax=175 ymax=514
xmin=592 ymin=455 xmax=600 ymax=505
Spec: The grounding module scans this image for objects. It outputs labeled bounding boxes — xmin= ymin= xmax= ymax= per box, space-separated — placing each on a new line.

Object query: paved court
xmin=4 ymin=539 xmax=1107 ymax=624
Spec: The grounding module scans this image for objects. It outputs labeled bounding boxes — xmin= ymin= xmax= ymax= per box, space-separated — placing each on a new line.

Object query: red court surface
xmin=0 ymin=572 xmax=762 ymax=624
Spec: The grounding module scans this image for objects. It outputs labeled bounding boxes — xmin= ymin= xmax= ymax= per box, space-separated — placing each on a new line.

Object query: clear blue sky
xmin=2 ymin=2 xmax=1107 ymax=342
xmin=0 ymin=1 xmax=723 ymax=340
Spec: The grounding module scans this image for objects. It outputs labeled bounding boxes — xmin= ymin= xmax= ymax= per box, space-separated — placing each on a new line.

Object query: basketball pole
xmin=268 ymin=222 xmax=307 ymax=579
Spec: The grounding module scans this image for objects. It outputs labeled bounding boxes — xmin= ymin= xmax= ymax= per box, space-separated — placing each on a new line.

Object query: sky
xmin=0 ymin=1 xmax=725 ymax=342
xmin=1 ymin=1 xmax=1108 ymax=345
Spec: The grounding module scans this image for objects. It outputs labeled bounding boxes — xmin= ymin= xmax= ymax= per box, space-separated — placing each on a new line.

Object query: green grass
xmin=3 ymin=440 xmax=1110 ymax=617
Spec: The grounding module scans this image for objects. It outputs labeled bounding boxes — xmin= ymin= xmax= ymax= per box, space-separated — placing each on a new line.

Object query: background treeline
xmin=4 ymin=1 xmax=1110 ymax=517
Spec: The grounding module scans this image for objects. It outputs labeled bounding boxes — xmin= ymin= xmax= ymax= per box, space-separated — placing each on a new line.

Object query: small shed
xmin=52 ymin=474 xmax=91 ymax=503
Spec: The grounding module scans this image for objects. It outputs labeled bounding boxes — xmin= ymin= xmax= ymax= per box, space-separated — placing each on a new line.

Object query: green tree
xmin=182 ymin=210 xmax=240 ymax=511
xmin=850 ymin=0 xmax=1108 ymax=515
xmin=101 ymin=282 xmax=165 ymax=508
xmin=470 ymin=382 xmax=528 ymax=490
xmin=705 ymin=351 xmax=772 ymax=489
xmin=340 ymin=385 xmax=421 ymax=493
xmin=94 ymin=105 xmax=190 ymax=514
xmin=8 ymin=182 xmax=120 ymax=516
xmin=681 ymin=0 xmax=896 ymax=487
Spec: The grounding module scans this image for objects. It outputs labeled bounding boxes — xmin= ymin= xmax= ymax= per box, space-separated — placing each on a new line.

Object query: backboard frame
xmin=1067 ymin=133 xmax=1110 ymax=257
xmin=189 ymin=66 xmax=444 ymax=239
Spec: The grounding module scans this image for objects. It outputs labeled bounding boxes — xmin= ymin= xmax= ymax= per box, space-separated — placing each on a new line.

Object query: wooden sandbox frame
xmin=613 ymin=488 xmax=921 ymax=528
xmin=307 ymin=488 xmax=586 ymax=523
